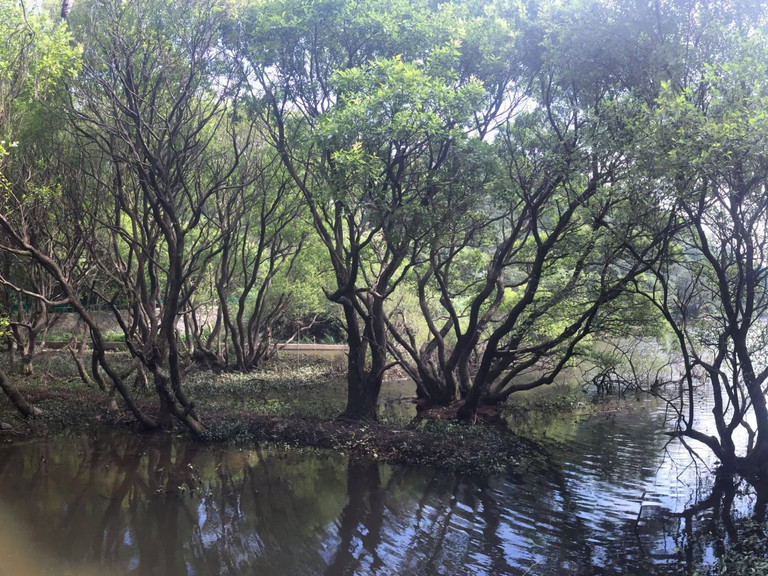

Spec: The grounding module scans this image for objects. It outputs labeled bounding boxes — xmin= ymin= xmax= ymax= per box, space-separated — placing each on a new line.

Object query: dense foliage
xmin=0 ymin=0 xmax=767 ymax=482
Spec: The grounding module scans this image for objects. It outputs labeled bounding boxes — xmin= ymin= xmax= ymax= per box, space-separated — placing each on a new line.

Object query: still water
xmin=0 ymin=394 xmax=754 ymax=576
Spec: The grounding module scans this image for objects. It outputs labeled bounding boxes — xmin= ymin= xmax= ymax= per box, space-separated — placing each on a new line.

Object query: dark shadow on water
xmin=324 ymin=459 xmax=385 ymax=576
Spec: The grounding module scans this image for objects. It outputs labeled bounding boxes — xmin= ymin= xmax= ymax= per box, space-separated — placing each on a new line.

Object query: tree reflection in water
xmin=0 ymin=421 xmax=766 ymax=575
xmin=674 ymin=472 xmax=768 ymax=573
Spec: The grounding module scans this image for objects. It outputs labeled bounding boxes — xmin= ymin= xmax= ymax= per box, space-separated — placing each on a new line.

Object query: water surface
xmin=0 ymin=394 xmax=754 ymax=575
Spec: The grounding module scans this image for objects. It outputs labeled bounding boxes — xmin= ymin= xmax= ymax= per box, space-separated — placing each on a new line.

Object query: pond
xmin=0 ymin=392 xmax=758 ymax=576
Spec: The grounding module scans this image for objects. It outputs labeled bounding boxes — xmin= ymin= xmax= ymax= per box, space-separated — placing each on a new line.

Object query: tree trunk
xmin=20 ymin=354 xmax=33 ymax=376
xmin=68 ymin=347 xmax=91 ymax=385
xmin=67 ymin=325 xmax=91 ymax=385
xmin=338 ymin=339 xmax=381 ymax=421
xmin=0 ymin=369 xmax=42 ymax=417
xmin=457 ymin=340 xmax=498 ymax=423
xmin=336 ymin=300 xmax=383 ymax=421
xmin=339 ymin=372 xmax=381 ymax=421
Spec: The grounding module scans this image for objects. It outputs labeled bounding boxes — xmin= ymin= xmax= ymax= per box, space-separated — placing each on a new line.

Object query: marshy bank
xmin=0 ymin=350 xmax=551 ymax=476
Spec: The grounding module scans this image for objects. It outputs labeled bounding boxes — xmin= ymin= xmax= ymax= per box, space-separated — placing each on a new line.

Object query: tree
xmin=0 ymin=0 xmax=79 ymax=416
xmin=383 ymin=0 xmax=677 ymax=419
xmin=0 ymin=168 xmax=84 ymax=375
xmin=58 ymin=0 xmax=268 ymax=433
xmin=0 ymin=159 xmax=43 ymax=417
xmin=234 ymin=0 xmax=522 ymax=420
xmin=0 ymin=0 xmax=80 ymax=142
xmin=188 ymin=146 xmax=308 ymax=371
xmin=0 ymin=0 xmax=82 ymax=373
xmin=639 ymin=23 xmax=768 ymax=476
xmin=0 ymin=109 xmax=94 ymax=376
